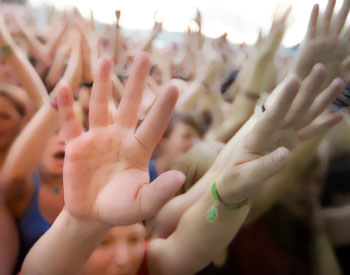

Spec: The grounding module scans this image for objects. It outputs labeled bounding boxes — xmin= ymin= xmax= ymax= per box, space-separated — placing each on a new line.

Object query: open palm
xmin=57 ymin=54 xmax=184 ymax=226
xmin=212 ymin=65 xmax=344 ymax=205
xmin=292 ymin=0 xmax=350 ymax=86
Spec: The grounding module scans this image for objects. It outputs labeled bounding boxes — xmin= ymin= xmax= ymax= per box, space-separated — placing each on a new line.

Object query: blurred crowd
xmin=0 ymin=0 xmax=349 ymax=274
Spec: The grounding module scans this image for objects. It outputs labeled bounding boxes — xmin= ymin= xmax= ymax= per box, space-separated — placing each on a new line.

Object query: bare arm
xmin=0 ymin=16 xmax=48 ymax=108
xmin=15 ymin=15 xmax=52 ymax=70
xmin=0 ymin=103 xmax=58 ymax=201
xmin=22 ymin=54 xmax=185 ymax=275
xmin=323 ymin=205 xmax=350 ymax=246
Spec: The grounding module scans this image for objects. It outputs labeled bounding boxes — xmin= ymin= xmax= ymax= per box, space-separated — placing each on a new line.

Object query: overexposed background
xmin=29 ymin=0 xmax=346 ymax=46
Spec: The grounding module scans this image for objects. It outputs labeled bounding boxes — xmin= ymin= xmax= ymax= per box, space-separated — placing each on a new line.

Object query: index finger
xmin=134 ymin=84 xmax=179 ymax=154
xmin=306 ymin=4 xmax=319 ymax=39
xmin=247 ymin=74 xmax=300 ymax=146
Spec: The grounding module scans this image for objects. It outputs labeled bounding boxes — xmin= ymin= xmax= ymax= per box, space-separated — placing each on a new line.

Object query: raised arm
xmin=291 ymin=0 xmax=350 ymax=86
xmin=142 ymin=20 xmax=162 ymax=52
xmin=0 ymin=102 xmax=58 ymax=201
xmin=147 ymin=75 xmax=306 ymax=275
xmin=212 ymin=9 xmax=289 ymax=142
xmin=15 ymin=14 xmax=52 ymax=70
xmin=146 ymin=63 xmax=344 ymax=239
xmin=0 ymin=15 xmax=48 ymax=108
xmin=75 ymin=10 xmax=99 ymax=84
xmin=22 ymin=53 xmax=185 ymax=275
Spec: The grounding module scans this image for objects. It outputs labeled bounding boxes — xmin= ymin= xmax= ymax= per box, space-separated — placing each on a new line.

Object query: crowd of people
xmin=0 ymin=0 xmax=349 ymax=274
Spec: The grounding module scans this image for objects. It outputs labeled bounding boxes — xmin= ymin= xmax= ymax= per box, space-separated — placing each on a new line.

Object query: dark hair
xmin=0 ymin=91 xmax=25 ymax=117
xmin=221 ymin=70 xmax=239 ymax=94
xmin=150 ymin=64 xmax=158 ymax=75
xmin=321 ymin=154 xmax=350 ymax=206
xmin=329 ymin=83 xmax=350 ymax=112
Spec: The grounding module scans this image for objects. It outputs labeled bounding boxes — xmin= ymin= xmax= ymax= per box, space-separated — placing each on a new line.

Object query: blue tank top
xmin=16 ymin=173 xmax=51 ymax=270
xmin=15 ymin=164 xmax=157 ymax=270
xmin=149 ymin=161 xmax=158 ymax=181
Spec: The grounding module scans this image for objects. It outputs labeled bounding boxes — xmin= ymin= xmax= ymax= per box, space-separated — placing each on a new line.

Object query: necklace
xmin=52 ymin=185 xmax=61 ymax=195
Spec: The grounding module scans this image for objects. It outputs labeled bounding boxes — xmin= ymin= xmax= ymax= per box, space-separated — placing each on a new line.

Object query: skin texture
xmin=82 ymin=224 xmax=146 ymax=275
xmin=291 ymin=0 xmax=350 ymax=87
xmin=58 ymin=53 xmax=185 ymax=226
xmin=0 ymin=96 xmax=22 ymax=151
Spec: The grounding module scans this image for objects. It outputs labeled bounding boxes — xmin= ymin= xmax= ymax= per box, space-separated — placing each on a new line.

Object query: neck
xmin=40 ymin=172 xmax=63 ymax=187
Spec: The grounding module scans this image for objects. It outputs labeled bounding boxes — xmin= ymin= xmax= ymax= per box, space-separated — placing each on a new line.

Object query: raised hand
xmin=74 ymin=8 xmax=98 ymax=83
xmin=227 ymin=8 xmax=290 ymax=99
xmin=57 ymin=53 xmax=185 ymax=226
xmin=211 ymin=64 xmax=344 ymax=205
xmin=212 ymin=10 xmax=289 ymax=142
xmin=291 ymin=0 xmax=350 ymax=86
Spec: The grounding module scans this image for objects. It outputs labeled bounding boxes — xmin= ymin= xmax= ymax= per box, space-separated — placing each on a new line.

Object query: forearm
xmin=22 ymin=208 xmax=109 ymax=275
xmin=0 ymin=17 xmax=48 ymax=107
xmin=313 ymin=231 xmax=342 ymax=275
xmin=148 ymin=184 xmax=250 ymax=275
xmin=142 ymin=31 xmax=159 ymax=52
xmin=323 ymin=205 xmax=350 ymax=246
xmin=45 ymin=43 xmax=70 ymax=89
xmin=17 ymin=23 xmax=51 ymax=69
xmin=51 ymin=35 xmax=82 ymax=97
xmin=212 ymin=96 xmax=255 ymax=142
xmin=45 ymin=22 xmax=67 ymax=59
xmin=0 ymin=204 xmax=19 ymax=275
xmin=0 ymin=104 xmax=58 ymax=196
xmin=176 ymin=81 xmax=203 ymax=112
xmin=6 ymin=48 xmax=49 ymax=107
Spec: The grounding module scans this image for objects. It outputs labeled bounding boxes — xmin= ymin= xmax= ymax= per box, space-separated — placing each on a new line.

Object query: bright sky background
xmin=29 ymin=0 xmax=346 ymax=47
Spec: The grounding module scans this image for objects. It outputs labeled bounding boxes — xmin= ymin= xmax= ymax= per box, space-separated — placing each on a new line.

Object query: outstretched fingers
xmin=335 ymin=0 xmax=350 ymax=35
xmin=242 ymin=147 xmax=289 ymax=188
xmin=296 ymin=77 xmax=345 ymax=128
xmin=306 ymin=4 xmax=319 ymax=39
xmin=115 ymin=52 xmax=151 ymax=128
xmin=283 ymin=64 xmax=326 ymax=128
xmin=250 ymin=75 xmax=300 ymax=144
xmin=57 ymin=83 xmax=83 ymax=142
xmin=322 ymin=0 xmax=336 ymax=34
xmin=134 ymin=85 xmax=179 ymax=154
xmin=298 ymin=111 xmax=343 ymax=141
xmin=89 ymin=57 xmax=113 ymax=128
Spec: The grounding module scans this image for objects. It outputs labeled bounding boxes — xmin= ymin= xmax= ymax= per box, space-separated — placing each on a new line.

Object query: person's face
xmin=0 ymin=96 xmax=22 ymax=151
xmin=83 ymin=224 xmax=146 ymax=275
xmin=38 ymin=131 xmax=65 ymax=177
xmin=162 ymin=122 xmax=201 ymax=157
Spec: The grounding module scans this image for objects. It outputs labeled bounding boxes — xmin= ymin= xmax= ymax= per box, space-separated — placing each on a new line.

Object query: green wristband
xmin=206 ymin=181 xmax=248 ymax=222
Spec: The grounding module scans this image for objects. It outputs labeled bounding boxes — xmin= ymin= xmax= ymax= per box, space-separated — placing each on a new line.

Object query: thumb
xmin=140 ymin=170 xmax=185 ymax=218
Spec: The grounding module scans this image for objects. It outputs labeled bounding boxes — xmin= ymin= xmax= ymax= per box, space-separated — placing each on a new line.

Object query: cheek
xmin=129 ymin=243 xmax=145 ymax=272
xmin=84 ymin=249 xmax=113 ymax=274
xmin=0 ymin=117 xmax=21 ymax=131
xmin=0 ymin=118 xmax=21 ymax=142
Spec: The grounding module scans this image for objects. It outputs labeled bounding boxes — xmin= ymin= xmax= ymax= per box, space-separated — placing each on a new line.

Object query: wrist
xmin=205 ymin=180 xmax=250 ymax=223
xmin=212 ymin=173 xmax=250 ymax=206
xmin=60 ymin=208 xmax=111 ymax=239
